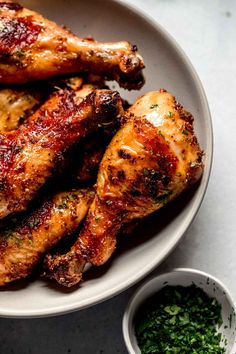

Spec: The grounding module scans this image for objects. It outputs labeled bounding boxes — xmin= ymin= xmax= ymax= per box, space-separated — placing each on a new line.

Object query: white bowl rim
xmin=123 ymin=268 xmax=236 ymax=354
xmin=0 ymin=0 xmax=213 ymax=318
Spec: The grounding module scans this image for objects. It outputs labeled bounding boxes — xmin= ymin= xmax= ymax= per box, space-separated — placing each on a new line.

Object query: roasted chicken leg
xmin=0 ymin=88 xmax=123 ymax=219
xmin=0 ymin=187 xmax=94 ymax=285
xmin=44 ymin=90 xmax=203 ymax=287
xmin=0 ymin=2 xmax=144 ymax=89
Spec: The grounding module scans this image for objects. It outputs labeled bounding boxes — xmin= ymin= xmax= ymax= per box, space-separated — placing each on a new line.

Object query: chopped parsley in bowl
xmin=135 ymin=284 xmax=225 ymax=353
xmin=123 ymin=269 xmax=236 ymax=354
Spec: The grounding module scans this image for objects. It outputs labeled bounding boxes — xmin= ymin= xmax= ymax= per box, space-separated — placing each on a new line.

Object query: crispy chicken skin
xmin=0 ymin=187 xmax=94 ymax=285
xmin=0 ymin=88 xmax=123 ymax=219
xmin=0 ymin=2 xmax=144 ymax=89
xmin=44 ymin=90 xmax=203 ymax=287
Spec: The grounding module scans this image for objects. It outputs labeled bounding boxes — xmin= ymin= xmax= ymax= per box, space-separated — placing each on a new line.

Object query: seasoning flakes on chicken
xmin=44 ymin=90 xmax=203 ymax=287
xmin=0 ymin=188 xmax=94 ymax=285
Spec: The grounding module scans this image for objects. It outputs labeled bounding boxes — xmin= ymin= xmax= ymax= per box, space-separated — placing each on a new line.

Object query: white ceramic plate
xmin=0 ymin=0 xmax=212 ymax=317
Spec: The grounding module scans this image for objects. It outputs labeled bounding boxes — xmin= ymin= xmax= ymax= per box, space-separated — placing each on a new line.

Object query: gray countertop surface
xmin=0 ymin=0 xmax=236 ymax=353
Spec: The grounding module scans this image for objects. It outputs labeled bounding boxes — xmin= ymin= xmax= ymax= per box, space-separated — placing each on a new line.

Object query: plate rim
xmin=0 ymin=0 xmax=213 ymax=318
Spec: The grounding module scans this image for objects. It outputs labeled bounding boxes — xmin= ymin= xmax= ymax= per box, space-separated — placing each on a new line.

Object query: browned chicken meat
xmin=0 ymin=88 xmax=123 ymax=219
xmin=44 ymin=90 xmax=203 ymax=287
xmin=0 ymin=2 xmax=145 ymax=89
xmin=0 ymin=187 xmax=94 ymax=285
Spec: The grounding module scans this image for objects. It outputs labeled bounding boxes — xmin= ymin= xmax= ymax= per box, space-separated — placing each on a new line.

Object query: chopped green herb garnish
xmin=155 ymin=190 xmax=171 ymax=203
xmin=58 ymin=194 xmax=78 ymax=209
xmin=11 ymin=232 xmax=22 ymax=246
xmin=168 ymin=111 xmax=174 ymax=118
xmin=143 ymin=168 xmax=149 ymax=176
xmin=95 ymin=215 xmax=101 ymax=221
xmin=28 ymin=218 xmax=40 ymax=228
xmin=135 ymin=284 xmax=226 ymax=354
xmin=182 ymin=129 xmax=189 ymax=135
xmin=58 ymin=202 xmax=68 ymax=209
xmin=68 ymin=193 xmax=78 ymax=201
xmin=15 ymin=50 xmax=25 ymax=59
xmin=150 ymin=104 xmax=159 ymax=109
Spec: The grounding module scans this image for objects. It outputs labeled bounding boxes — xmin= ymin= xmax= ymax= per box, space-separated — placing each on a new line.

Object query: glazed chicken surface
xmin=0 ymin=2 xmax=144 ymax=88
xmin=0 ymin=187 xmax=94 ymax=285
xmin=0 ymin=87 xmax=123 ymax=219
xmin=44 ymin=90 xmax=203 ymax=287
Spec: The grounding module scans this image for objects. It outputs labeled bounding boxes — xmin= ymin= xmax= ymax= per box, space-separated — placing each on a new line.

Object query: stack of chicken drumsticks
xmin=0 ymin=1 xmax=203 ymax=288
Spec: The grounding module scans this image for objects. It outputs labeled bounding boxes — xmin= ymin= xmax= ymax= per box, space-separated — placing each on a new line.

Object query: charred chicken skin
xmin=0 ymin=187 xmax=94 ymax=285
xmin=0 ymin=88 xmax=123 ymax=219
xmin=0 ymin=2 xmax=144 ymax=89
xmin=44 ymin=90 xmax=203 ymax=287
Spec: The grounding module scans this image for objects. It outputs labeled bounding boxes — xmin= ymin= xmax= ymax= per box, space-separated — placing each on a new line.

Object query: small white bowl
xmin=123 ymin=268 xmax=236 ymax=354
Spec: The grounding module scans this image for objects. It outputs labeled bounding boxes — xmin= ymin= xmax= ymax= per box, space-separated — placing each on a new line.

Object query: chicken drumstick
xmin=0 ymin=2 xmax=144 ymax=89
xmin=44 ymin=90 xmax=203 ymax=287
